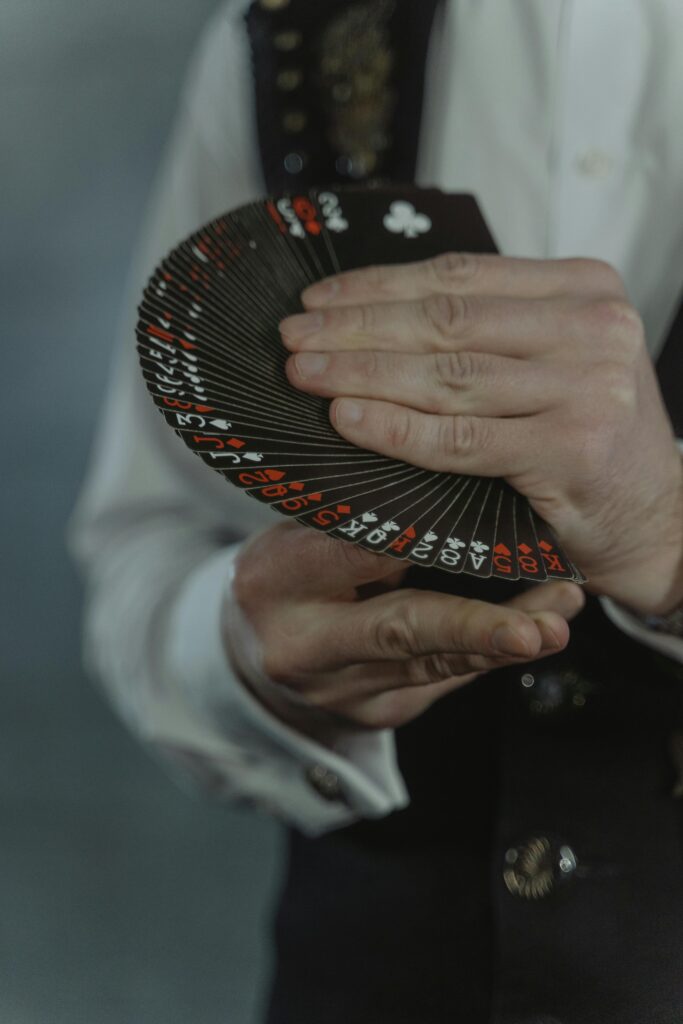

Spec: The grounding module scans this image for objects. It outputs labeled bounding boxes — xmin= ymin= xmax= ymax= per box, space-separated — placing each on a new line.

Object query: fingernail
xmin=280 ymin=311 xmax=324 ymax=343
xmin=302 ymin=279 xmax=339 ymax=306
xmin=492 ymin=624 xmax=531 ymax=657
xmin=294 ymin=352 xmax=329 ymax=379
xmin=334 ymin=399 xmax=364 ymax=427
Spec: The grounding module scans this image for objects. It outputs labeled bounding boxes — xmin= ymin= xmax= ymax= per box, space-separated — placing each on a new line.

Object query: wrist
xmin=593 ymin=460 xmax=683 ymax=616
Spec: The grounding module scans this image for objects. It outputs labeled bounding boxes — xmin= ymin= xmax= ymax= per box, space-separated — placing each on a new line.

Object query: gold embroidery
xmin=317 ymin=0 xmax=396 ymax=179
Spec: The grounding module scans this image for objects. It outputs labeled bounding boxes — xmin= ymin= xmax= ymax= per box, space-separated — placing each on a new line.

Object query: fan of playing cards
xmin=136 ymin=185 xmax=583 ymax=585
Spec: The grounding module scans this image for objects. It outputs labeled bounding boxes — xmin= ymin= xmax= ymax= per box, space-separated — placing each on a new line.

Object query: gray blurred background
xmin=1 ymin=2 xmax=283 ymax=1021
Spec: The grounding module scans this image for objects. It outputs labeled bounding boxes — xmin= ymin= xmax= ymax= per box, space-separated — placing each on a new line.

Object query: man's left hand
xmin=281 ymin=254 xmax=683 ymax=615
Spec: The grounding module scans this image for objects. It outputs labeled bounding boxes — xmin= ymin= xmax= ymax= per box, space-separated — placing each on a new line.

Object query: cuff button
xmin=306 ymin=764 xmax=344 ymax=802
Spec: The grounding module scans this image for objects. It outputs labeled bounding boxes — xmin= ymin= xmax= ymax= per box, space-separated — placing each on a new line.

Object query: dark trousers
xmin=265 ymin=588 xmax=683 ymax=1024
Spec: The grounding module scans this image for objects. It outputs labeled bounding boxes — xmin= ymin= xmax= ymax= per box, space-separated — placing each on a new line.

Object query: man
xmin=71 ymin=1 xmax=683 ymax=1020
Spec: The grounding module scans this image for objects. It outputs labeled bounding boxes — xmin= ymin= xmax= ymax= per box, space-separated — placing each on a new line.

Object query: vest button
xmin=283 ymin=151 xmax=306 ymax=175
xmin=277 ymin=68 xmax=303 ymax=92
xmin=503 ymin=837 xmax=577 ymax=900
xmin=273 ymin=29 xmax=302 ymax=52
xmin=282 ymin=110 xmax=308 ymax=133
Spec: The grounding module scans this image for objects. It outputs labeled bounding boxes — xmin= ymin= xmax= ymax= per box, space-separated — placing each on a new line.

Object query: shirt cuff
xmin=600 ymin=596 xmax=683 ymax=665
xmin=157 ymin=545 xmax=408 ymax=835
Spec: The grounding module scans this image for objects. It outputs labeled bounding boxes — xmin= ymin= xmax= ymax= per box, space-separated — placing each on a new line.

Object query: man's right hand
xmin=227 ymin=522 xmax=585 ymax=731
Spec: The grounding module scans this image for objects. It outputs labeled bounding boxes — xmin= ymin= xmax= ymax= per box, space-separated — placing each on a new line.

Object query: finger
xmin=301 ymin=254 xmax=625 ymax=308
xmin=287 ymin=349 xmax=567 ymax=417
xmin=305 ymin=612 xmax=571 ymax=728
xmin=329 ymin=397 xmax=535 ymax=475
xmin=281 ymin=294 xmax=606 ymax=359
xmin=505 ymin=580 xmax=586 ymax=620
xmin=328 ymin=613 xmax=573 ymax=729
xmin=296 ymin=588 xmax=564 ymax=673
xmin=236 ymin=522 xmax=409 ymax=603
xmin=297 ymin=613 xmax=568 ymax=714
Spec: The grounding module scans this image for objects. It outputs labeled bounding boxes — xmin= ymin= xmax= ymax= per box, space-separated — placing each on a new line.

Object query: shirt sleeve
xmin=600 ymin=598 xmax=683 ymax=663
xmin=69 ymin=1 xmax=408 ymax=836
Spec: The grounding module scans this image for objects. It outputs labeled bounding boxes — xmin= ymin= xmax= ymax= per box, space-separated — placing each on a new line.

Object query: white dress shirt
xmin=70 ymin=0 xmax=683 ymax=836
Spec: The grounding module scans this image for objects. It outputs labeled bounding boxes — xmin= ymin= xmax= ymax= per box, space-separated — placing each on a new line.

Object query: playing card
xmin=513 ymin=501 xmax=549 ymax=583
xmin=310 ymin=186 xmax=497 ymax=274
xmin=530 ymin=509 xmax=585 ymax=583
xmin=136 ymin=186 xmax=583 ymax=586
xmin=490 ymin=486 xmax=521 ymax=581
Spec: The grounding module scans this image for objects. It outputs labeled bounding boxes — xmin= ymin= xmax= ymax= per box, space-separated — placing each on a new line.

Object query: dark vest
xmin=245 ymin=5 xmax=683 ymax=1022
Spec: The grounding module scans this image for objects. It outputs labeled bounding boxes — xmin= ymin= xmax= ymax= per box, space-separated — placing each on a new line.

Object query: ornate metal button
xmin=504 ymin=837 xmax=577 ymax=899
xmin=317 ymin=0 xmax=394 ymax=182
xmin=273 ymin=29 xmax=302 ymax=52
xmin=276 ymin=68 xmax=303 ymax=92
xmin=306 ymin=764 xmax=344 ymax=802
xmin=282 ymin=109 xmax=307 ymax=133
xmin=519 ymin=668 xmax=592 ymax=718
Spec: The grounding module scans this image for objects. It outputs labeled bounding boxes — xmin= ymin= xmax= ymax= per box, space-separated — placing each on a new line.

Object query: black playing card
xmin=310 ymin=185 xmax=497 ymax=274
xmin=135 ymin=186 xmax=582 ymax=586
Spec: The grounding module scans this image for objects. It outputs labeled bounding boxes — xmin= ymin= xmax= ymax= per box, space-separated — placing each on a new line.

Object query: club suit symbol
xmin=383 ymin=200 xmax=432 ymax=238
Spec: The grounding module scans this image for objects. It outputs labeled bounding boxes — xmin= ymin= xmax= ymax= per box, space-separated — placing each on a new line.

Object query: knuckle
xmin=422 ymin=291 xmax=471 ymax=338
xmin=367 ymin=599 xmax=422 ymax=659
xmin=432 ymin=350 xmax=477 ymax=392
xmin=429 ymin=251 xmax=480 ymax=288
xmin=406 ymin=653 xmax=459 ymax=686
xmin=357 ymin=303 xmax=377 ymax=334
xmin=441 ymin=413 xmax=481 ymax=456
xmin=586 ymin=298 xmax=645 ymax=357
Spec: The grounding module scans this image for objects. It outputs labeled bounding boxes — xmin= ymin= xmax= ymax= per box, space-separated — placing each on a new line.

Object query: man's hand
xmin=281 ymin=254 xmax=683 ymax=615
xmin=229 ymin=522 xmax=584 ymax=731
